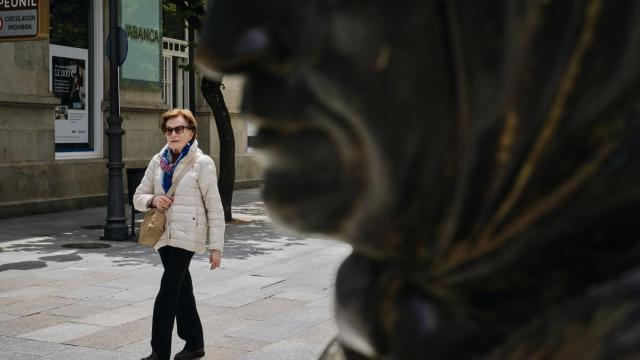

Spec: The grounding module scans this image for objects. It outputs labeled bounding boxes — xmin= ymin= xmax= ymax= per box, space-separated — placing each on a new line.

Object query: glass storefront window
xmin=49 ymin=0 xmax=100 ymax=156
xmin=162 ymin=1 xmax=186 ymax=41
xmin=49 ymin=0 xmax=102 ymax=159
xmin=49 ymin=1 xmax=89 ymax=49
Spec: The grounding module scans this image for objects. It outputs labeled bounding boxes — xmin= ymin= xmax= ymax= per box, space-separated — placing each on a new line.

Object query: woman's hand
xmin=209 ymin=249 xmax=221 ymax=270
xmin=151 ymin=195 xmax=173 ymax=211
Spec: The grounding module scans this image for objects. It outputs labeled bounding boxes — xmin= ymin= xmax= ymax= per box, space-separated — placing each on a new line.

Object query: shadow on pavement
xmin=0 ymin=200 xmax=310 ymax=271
xmin=0 ymin=260 xmax=47 ymax=271
xmin=223 ymin=219 xmax=307 ymax=259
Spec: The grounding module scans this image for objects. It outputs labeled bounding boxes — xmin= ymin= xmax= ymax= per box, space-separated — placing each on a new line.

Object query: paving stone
xmin=116 ymin=337 xmax=151 ymax=355
xmin=119 ymin=336 xmax=187 ymax=359
xmin=106 ymin=350 xmax=144 ymax=360
xmin=239 ymin=339 xmax=326 ymax=360
xmin=207 ymin=335 xmax=270 ymax=352
xmin=78 ymin=297 xmax=132 ymax=309
xmin=97 ymin=277 xmax=146 ymax=290
xmin=0 ymin=335 xmax=72 ymax=356
xmin=130 ymin=297 xmax=156 ymax=311
xmin=248 ymin=260 xmax=326 ymax=278
xmin=228 ymin=297 xmax=307 ymax=321
xmin=200 ymin=287 xmax=280 ymax=308
xmin=228 ymin=305 xmax=333 ymax=342
xmin=221 ymin=257 xmax=278 ymax=270
xmin=0 ymin=286 xmax=62 ymax=300
xmin=253 ymin=279 xmax=330 ymax=299
xmin=45 ymin=346 xmax=141 ymax=360
xmin=190 ymin=267 xmax=243 ymax=285
xmin=194 ymin=274 xmax=286 ymax=300
xmin=0 ymin=313 xmax=68 ymax=336
xmin=127 ymin=297 xmax=229 ymax=323
xmin=215 ymin=274 xmax=287 ymax=289
xmin=45 ymin=303 xmax=112 ymax=318
xmin=99 ymin=271 xmax=161 ymax=289
xmin=272 ymin=289 xmax=327 ymax=302
xmin=0 ymin=272 xmax=47 ymax=285
xmin=0 ymin=272 xmax=51 ymax=291
xmin=18 ymin=322 xmax=107 ymax=343
xmin=115 ymin=350 xmax=153 ymax=360
xmin=307 ymin=295 xmax=334 ymax=308
xmin=0 ymin=297 xmax=22 ymax=306
xmin=195 ymin=304 xmax=235 ymax=322
xmin=0 ymin=349 xmax=45 ymax=360
xmin=73 ymin=305 xmax=150 ymax=327
xmin=194 ymin=283 xmax=240 ymax=299
xmin=289 ymin=319 xmax=338 ymax=344
xmin=202 ymin=314 xmax=257 ymax=338
xmin=31 ymin=266 xmax=87 ymax=280
xmin=203 ymin=345 xmax=250 ymax=360
xmin=107 ymin=285 xmax=157 ymax=302
xmin=0 ymin=296 xmax=77 ymax=316
xmin=54 ymin=285 xmax=125 ymax=300
xmin=47 ymin=271 xmax=128 ymax=289
xmin=67 ymin=317 xmax=152 ymax=349
xmin=287 ymin=265 xmax=340 ymax=288
xmin=0 ymin=313 xmax=18 ymax=323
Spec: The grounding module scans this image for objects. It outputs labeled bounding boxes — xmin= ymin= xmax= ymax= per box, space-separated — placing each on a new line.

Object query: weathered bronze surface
xmin=197 ymin=0 xmax=640 ymax=358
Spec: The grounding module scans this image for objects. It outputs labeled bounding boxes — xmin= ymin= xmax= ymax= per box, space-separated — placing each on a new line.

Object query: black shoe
xmin=141 ymin=352 xmax=160 ymax=360
xmin=174 ymin=347 xmax=205 ymax=360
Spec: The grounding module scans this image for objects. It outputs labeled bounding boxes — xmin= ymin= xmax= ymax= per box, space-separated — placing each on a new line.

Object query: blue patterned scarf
xmin=160 ymin=142 xmax=192 ymax=193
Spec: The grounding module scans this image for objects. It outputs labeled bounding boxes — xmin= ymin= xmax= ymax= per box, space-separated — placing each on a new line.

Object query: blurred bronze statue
xmin=197 ymin=0 xmax=640 ymax=358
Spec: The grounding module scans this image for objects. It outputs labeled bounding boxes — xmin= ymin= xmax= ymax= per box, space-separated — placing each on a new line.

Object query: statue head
xmin=198 ymin=0 xmax=640 ymax=358
xmin=197 ymin=1 xmax=463 ymax=253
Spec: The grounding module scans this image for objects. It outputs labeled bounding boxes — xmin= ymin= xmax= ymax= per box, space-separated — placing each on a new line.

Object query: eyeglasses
xmin=164 ymin=125 xmax=192 ymax=135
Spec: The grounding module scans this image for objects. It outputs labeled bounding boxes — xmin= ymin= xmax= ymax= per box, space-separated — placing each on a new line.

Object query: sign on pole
xmin=0 ymin=0 xmax=49 ymax=41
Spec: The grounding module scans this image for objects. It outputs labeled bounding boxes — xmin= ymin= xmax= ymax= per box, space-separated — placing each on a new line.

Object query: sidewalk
xmin=0 ymin=188 xmax=351 ymax=360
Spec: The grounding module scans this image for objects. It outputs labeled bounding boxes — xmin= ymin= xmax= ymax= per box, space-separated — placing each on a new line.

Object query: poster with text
xmin=50 ymin=45 xmax=89 ymax=144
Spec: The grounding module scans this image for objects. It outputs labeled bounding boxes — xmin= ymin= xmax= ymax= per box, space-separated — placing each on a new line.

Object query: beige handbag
xmin=138 ymin=156 xmax=196 ymax=247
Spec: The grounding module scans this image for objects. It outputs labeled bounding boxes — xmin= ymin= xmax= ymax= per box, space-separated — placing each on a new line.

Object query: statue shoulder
xmin=491 ymin=273 xmax=640 ymax=359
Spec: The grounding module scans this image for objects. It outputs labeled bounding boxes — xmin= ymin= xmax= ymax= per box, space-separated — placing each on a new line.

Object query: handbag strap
xmin=165 ymin=154 xmax=196 ymax=197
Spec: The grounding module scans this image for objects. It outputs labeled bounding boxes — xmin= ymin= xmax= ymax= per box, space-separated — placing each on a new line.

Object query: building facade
xmin=0 ymin=0 xmax=262 ymax=218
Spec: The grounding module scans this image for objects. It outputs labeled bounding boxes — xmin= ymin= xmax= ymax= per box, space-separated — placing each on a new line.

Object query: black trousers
xmin=151 ymin=246 xmax=204 ymax=360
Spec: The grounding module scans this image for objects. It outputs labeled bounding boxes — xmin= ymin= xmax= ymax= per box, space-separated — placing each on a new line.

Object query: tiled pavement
xmin=0 ymin=189 xmax=351 ymax=359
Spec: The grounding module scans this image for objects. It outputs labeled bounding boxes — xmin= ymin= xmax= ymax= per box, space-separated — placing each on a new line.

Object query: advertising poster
xmin=50 ymin=45 xmax=89 ymax=144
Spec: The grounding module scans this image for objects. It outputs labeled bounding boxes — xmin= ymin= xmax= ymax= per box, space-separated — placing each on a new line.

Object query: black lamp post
xmin=103 ymin=0 xmax=128 ymax=240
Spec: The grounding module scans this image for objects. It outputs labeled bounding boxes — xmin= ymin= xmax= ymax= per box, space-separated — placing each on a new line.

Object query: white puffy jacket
xmin=133 ymin=140 xmax=225 ymax=254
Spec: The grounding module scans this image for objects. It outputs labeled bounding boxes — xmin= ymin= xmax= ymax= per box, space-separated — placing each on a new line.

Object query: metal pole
xmin=103 ymin=0 xmax=128 ymax=240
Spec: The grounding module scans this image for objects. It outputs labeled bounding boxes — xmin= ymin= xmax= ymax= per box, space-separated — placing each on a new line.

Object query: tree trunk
xmin=201 ymin=77 xmax=235 ymax=222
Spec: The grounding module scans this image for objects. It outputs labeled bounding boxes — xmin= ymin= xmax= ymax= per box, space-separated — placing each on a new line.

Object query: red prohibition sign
xmin=0 ymin=17 xmax=4 ymax=31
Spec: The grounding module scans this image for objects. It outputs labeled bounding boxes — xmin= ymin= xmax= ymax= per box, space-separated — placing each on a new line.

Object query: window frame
xmin=54 ymin=0 xmax=104 ymax=160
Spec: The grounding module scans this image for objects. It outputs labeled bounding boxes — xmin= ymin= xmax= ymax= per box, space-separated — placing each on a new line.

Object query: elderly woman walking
xmin=134 ymin=108 xmax=225 ymax=360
